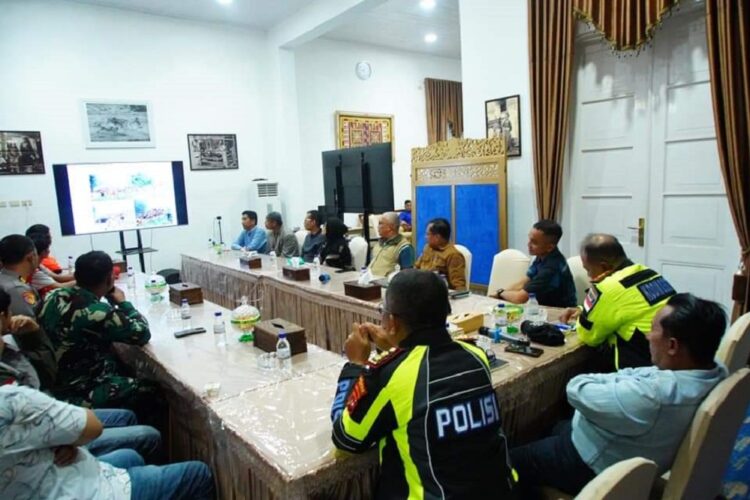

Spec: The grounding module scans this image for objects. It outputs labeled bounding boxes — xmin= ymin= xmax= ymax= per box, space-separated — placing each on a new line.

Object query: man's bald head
xmin=580 ymin=233 xmax=627 ymax=269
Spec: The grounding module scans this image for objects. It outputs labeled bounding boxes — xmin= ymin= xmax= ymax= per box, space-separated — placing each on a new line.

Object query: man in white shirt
xmin=510 ymin=293 xmax=728 ymax=495
xmin=0 ymin=384 xmax=214 ymax=499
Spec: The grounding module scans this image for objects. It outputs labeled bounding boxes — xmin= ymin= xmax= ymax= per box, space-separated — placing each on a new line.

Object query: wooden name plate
xmin=254 ymin=318 xmax=307 ymax=356
xmin=169 ymin=282 xmax=204 ymax=305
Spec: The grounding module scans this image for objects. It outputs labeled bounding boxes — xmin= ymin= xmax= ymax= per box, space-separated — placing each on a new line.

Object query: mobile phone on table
xmin=504 ymin=344 xmax=543 ymax=358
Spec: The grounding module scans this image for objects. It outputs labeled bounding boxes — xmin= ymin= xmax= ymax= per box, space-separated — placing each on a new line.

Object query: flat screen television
xmin=53 ymin=161 xmax=188 ymax=236
xmin=321 ymin=143 xmax=393 ymax=214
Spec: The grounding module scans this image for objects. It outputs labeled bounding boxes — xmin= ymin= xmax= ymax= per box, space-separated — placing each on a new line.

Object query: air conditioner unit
xmin=250 ymin=179 xmax=283 ymax=221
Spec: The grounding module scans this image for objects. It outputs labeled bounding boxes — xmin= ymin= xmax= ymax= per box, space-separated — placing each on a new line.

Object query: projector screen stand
xmin=116 ymin=230 xmax=157 ymax=273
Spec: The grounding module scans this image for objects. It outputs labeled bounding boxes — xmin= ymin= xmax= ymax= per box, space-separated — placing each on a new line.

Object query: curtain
xmin=528 ymin=0 xmax=576 ymax=220
xmin=573 ymin=0 xmax=681 ymax=51
xmin=424 ymin=78 xmax=463 ymax=144
xmin=706 ymin=0 xmax=750 ymax=317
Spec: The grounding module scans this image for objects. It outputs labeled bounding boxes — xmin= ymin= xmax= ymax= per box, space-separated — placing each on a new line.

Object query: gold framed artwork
xmin=335 ymin=111 xmax=394 ymax=158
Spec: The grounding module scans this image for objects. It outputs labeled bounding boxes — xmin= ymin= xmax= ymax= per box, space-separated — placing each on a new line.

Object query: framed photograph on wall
xmin=485 ymin=95 xmax=521 ymax=157
xmin=0 ymin=131 xmax=45 ymax=175
xmin=187 ymin=134 xmax=239 ymax=171
xmin=335 ymin=111 xmax=394 ymax=159
xmin=81 ymin=100 xmax=155 ymax=148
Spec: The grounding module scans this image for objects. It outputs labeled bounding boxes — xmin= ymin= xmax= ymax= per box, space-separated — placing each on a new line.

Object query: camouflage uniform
xmin=0 ymin=268 xmax=57 ymax=390
xmin=40 ymin=286 xmax=154 ymax=409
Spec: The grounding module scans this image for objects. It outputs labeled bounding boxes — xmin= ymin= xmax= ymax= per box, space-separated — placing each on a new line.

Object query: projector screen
xmin=53 ymin=161 xmax=188 ymax=236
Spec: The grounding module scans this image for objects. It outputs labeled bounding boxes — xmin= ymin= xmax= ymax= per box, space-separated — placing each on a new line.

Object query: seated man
xmin=25 ymin=223 xmax=70 ymax=275
xmin=40 ymin=251 xmax=156 ymax=410
xmin=560 ymin=234 xmax=676 ymax=370
xmin=368 ymin=212 xmax=414 ymax=277
xmin=301 ymin=209 xmax=325 ymax=262
xmin=511 ymin=293 xmax=727 ymax=496
xmin=496 ymin=220 xmax=576 ymax=308
xmin=0 ymin=384 xmax=214 ymax=499
xmin=231 ymin=210 xmax=267 ymax=251
xmin=331 ymin=270 xmax=515 ymax=498
xmin=27 ymin=233 xmax=75 ymax=299
xmin=0 ymin=288 xmax=161 ymax=462
xmin=398 ymin=199 xmax=412 ymax=231
xmin=0 ymin=234 xmax=57 ymax=390
xmin=414 ymin=218 xmax=466 ymax=290
xmin=264 ymin=211 xmax=299 ymax=257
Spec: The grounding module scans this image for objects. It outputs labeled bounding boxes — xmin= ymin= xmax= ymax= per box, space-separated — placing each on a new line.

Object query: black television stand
xmin=115 ymin=229 xmax=157 ymax=273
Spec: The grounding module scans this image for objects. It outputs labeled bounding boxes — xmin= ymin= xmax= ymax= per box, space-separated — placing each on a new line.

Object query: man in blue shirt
xmin=510 ymin=293 xmax=728 ymax=496
xmin=495 ymin=220 xmax=577 ymax=307
xmin=231 ymin=210 xmax=267 ymax=251
xmin=398 ymin=200 xmax=412 ymax=231
xmin=301 ymin=209 xmax=325 ymax=262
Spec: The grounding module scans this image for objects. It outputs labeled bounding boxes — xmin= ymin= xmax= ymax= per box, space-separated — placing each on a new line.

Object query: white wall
xmin=0 ymin=0 xmax=270 ymax=272
xmin=459 ymin=0 xmax=536 ymax=250
xmin=292 ymin=38 xmax=462 ymax=224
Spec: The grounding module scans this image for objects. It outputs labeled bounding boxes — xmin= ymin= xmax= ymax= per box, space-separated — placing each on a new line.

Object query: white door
xmin=567 ymin=39 xmax=652 ymax=263
xmin=565 ymin=7 xmax=739 ymax=309
xmin=647 ymin=10 xmax=738 ymax=308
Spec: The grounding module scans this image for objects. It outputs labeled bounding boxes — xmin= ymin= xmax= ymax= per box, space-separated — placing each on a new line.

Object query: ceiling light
xmin=420 ymin=0 xmax=436 ymax=9
xmin=217 ymin=0 xmax=233 ymax=5
xmin=424 ymin=33 xmax=438 ymax=43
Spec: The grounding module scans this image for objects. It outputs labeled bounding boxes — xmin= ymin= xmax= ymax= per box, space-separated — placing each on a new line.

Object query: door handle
xmin=627 ymin=218 xmax=645 ymax=247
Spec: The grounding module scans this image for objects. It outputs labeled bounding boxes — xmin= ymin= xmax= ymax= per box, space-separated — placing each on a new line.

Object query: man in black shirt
xmin=495 ymin=220 xmax=577 ymax=308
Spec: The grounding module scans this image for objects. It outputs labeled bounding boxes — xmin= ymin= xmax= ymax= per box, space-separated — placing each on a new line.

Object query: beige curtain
xmin=706 ymin=0 xmax=750 ymax=318
xmin=424 ymin=78 xmax=463 ymax=144
xmin=573 ymin=0 xmax=681 ymax=51
xmin=528 ymin=0 xmax=576 ymax=220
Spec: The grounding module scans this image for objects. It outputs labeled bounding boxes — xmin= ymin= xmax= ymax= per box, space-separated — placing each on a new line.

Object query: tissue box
xmin=344 ymin=281 xmax=382 ymax=301
xmin=169 ymin=282 xmax=204 ymax=305
xmin=282 ymin=266 xmax=310 ymax=281
xmin=253 ymin=318 xmax=307 ymax=355
xmin=239 ymin=256 xmax=262 ymax=269
xmin=447 ymin=312 xmax=485 ymax=333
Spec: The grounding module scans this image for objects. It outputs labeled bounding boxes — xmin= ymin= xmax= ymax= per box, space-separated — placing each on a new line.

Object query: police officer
xmin=0 ymin=234 xmax=57 ymax=389
xmin=331 ymin=269 xmax=515 ymax=499
xmin=560 ymin=234 xmax=676 ymax=370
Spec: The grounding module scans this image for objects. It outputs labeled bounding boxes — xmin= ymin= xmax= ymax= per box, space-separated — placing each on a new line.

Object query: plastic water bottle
xmin=67 ymin=256 xmax=74 ymax=272
xmin=269 ymin=251 xmax=278 ymax=271
xmin=493 ymin=303 xmax=508 ymax=328
xmin=126 ymin=266 xmax=136 ymax=291
xmin=276 ymin=330 xmax=291 ymax=371
xmin=311 ymin=256 xmax=321 ymax=280
xmin=180 ymin=299 xmax=191 ymax=328
xmin=213 ymin=311 xmax=226 ymax=347
xmin=526 ymin=293 xmax=541 ymax=323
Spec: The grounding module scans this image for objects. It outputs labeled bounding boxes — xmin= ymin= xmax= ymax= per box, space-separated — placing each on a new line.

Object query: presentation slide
xmin=65 ymin=161 xmax=179 ymax=234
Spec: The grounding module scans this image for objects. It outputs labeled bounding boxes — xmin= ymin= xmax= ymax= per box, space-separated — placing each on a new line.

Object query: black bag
xmin=520 ymin=321 xmax=565 ymax=346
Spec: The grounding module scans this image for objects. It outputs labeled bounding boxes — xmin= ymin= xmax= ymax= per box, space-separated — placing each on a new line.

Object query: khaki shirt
xmin=415 ymin=243 xmax=467 ymax=290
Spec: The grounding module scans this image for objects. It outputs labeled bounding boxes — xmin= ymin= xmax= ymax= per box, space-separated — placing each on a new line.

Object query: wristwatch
xmin=496 ymin=288 xmax=505 ymax=299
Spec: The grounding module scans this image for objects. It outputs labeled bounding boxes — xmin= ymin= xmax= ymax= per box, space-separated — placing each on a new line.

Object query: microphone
xmin=216 ymin=216 xmax=224 ymax=245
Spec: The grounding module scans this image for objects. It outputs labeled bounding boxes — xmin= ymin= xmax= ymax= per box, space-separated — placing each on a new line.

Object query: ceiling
xmin=65 ymin=0 xmax=461 ymax=59
xmin=66 ymin=0 xmax=312 ymax=30
xmin=324 ymin=0 xmax=461 ymax=59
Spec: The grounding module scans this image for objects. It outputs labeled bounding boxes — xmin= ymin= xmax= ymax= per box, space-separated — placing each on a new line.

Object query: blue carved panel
xmin=414 ymin=185 xmax=452 ymax=257
xmin=455 ymin=184 xmax=500 ymax=285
